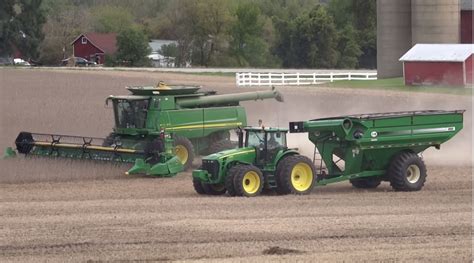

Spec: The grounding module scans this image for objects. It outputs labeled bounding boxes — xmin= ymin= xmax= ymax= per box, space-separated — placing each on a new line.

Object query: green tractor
xmin=192 ymin=127 xmax=315 ymax=197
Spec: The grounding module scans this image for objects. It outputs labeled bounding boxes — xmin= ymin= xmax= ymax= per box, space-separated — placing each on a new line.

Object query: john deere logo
xmin=371 ymin=131 xmax=378 ymax=138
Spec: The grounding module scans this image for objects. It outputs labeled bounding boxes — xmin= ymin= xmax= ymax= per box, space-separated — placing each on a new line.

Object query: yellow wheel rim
xmin=406 ymin=164 xmax=420 ymax=183
xmin=175 ymin=145 xmax=188 ymax=164
xmin=291 ymin=163 xmax=313 ymax=192
xmin=242 ymin=171 xmax=260 ymax=195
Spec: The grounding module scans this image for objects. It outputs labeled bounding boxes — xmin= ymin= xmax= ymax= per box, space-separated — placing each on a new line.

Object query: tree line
xmin=0 ymin=0 xmax=376 ymax=68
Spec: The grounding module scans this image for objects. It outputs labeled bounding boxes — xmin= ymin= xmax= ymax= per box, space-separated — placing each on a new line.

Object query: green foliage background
xmin=1 ymin=0 xmax=376 ymax=68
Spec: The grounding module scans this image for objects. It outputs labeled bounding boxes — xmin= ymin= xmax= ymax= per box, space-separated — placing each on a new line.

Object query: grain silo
xmin=376 ymin=0 xmax=412 ymax=78
xmin=411 ymin=0 xmax=461 ymax=44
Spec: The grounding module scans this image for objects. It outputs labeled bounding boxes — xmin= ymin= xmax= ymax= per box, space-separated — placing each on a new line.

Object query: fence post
xmin=313 ymin=73 xmax=316 ymax=84
xmin=282 ymin=73 xmax=285 ymax=85
xmin=348 ymin=73 xmax=352 ymax=81
xmin=330 ymin=73 xmax=333 ymax=82
xmin=296 ymin=72 xmax=300 ymax=86
xmin=269 ymin=73 xmax=272 ymax=86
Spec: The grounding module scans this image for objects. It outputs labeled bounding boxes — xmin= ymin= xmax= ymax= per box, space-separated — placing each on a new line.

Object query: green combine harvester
xmin=192 ymin=110 xmax=464 ymax=196
xmin=5 ymin=84 xmax=283 ymax=176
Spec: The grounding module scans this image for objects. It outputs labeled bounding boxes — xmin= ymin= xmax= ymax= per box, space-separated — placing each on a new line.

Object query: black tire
xmin=144 ymin=138 xmax=165 ymax=164
xmin=202 ymin=183 xmax=227 ymax=195
xmin=173 ymin=135 xmax=195 ymax=170
xmin=231 ymin=164 xmax=264 ymax=197
xmin=102 ymin=133 xmax=115 ymax=147
xmin=193 ymin=178 xmax=206 ymax=195
xmin=225 ymin=166 xmax=238 ymax=197
xmin=388 ymin=151 xmax=427 ymax=191
xmin=349 ymin=177 xmax=382 ymax=189
xmin=207 ymin=140 xmax=235 ymax=154
xmin=275 ymin=155 xmax=316 ymax=195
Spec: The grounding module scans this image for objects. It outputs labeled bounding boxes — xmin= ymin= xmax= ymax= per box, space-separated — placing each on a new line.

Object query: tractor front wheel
xmin=388 ymin=152 xmax=427 ymax=191
xmin=231 ymin=164 xmax=264 ymax=197
xmin=202 ymin=183 xmax=227 ymax=195
xmin=349 ymin=177 xmax=382 ymax=189
xmin=174 ymin=135 xmax=195 ymax=170
xmin=276 ymin=155 xmax=316 ymax=195
xmin=193 ymin=178 xmax=206 ymax=195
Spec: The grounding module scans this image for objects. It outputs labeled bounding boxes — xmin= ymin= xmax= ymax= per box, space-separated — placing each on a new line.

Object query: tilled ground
xmin=0 ymin=68 xmax=472 ymax=261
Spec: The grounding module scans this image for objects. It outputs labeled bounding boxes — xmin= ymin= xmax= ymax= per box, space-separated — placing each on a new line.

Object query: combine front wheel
xmin=388 ymin=152 xmax=427 ymax=191
xmin=174 ymin=135 xmax=195 ymax=170
xmin=276 ymin=155 xmax=316 ymax=195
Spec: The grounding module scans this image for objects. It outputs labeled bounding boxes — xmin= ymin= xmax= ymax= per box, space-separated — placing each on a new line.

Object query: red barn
xmin=400 ymin=44 xmax=473 ymax=86
xmin=71 ymin=33 xmax=117 ymax=64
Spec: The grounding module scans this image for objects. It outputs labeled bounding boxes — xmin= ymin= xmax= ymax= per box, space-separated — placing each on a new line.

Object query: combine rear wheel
xmin=276 ymin=155 xmax=315 ymax=195
xmin=349 ymin=177 xmax=382 ymax=189
xmin=231 ymin=164 xmax=263 ymax=197
xmin=174 ymin=135 xmax=195 ymax=170
xmin=388 ymin=152 xmax=427 ymax=191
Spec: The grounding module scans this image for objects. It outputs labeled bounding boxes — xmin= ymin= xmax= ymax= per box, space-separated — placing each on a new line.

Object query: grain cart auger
xmin=289 ymin=110 xmax=464 ymax=191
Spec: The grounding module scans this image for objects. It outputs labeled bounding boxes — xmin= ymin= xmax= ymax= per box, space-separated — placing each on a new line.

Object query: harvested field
xmin=0 ymin=68 xmax=472 ymax=261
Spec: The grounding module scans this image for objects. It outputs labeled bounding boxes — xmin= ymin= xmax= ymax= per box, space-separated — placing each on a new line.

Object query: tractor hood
xmin=205 ymin=147 xmax=256 ymax=162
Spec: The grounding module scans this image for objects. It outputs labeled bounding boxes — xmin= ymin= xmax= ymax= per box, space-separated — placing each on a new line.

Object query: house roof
xmin=461 ymin=0 xmax=473 ymax=10
xmin=399 ymin=44 xmax=474 ymax=62
xmin=72 ymin=33 xmax=118 ymax=54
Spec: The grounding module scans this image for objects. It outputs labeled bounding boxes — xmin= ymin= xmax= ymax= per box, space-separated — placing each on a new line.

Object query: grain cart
xmin=192 ymin=127 xmax=315 ymax=197
xmin=4 ymin=84 xmax=283 ymax=176
xmin=290 ymin=110 xmax=464 ymax=191
xmin=192 ymin=110 xmax=464 ymax=197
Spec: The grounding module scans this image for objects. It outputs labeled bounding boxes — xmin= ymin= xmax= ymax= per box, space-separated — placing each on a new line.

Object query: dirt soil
xmin=0 ymin=68 xmax=472 ymax=262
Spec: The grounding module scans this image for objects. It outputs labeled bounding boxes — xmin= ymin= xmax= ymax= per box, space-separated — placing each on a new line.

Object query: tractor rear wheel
xmin=231 ymin=164 xmax=264 ymax=197
xmin=349 ymin=177 xmax=382 ymax=189
xmin=193 ymin=178 xmax=206 ymax=195
xmin=388 ymin=152 xmax=427 ymax=191
xmin=202 ymin=183 xmax=227 ymax=195
xmin=174 ymin=135 xmax=195 ymax=170
xmin=276 ymin=155 xmax=316 ymax=195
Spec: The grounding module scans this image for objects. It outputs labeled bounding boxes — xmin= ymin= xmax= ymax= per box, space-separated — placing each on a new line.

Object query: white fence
xmin=236 ymin=72 xmax=377 ymax=87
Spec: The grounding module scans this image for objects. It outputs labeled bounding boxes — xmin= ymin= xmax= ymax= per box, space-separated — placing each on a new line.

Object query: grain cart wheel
xmin=349 ymin=177 xmax=382 ymax=189
xmin=193 ymin=178 xmax=207 ymax=194
xmin=276 ymin=155 xmax=316 ymax=195
xmin=388 ymin=152 xmax=427 ymax=191
xmin=174 ymin=135 xmax=195 ymax=170
xmin=232 ymin=165 xmax=264 ymax=197
xmin=202 ymin=183 xmax=227 ymax=195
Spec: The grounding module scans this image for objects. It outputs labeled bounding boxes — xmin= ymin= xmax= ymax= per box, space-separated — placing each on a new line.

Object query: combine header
xmin=5 ymin=83 xmax=283 ymax=176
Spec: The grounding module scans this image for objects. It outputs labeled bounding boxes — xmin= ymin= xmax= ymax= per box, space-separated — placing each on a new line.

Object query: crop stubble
xmin=0 ymin=68 xmax=472 ymax=261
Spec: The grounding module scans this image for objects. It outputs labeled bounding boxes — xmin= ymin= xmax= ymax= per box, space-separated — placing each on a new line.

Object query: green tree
xmin=335 ymin=25 xmax=361 ymax=68
xmin=229 ymin=3 xmax=273 ymax=67
xmin=91 ymin=6 xmax=135 ymax=33
xmin=115 ymin=27 xmax=151 ymax=67
xmin=275 ymin=5 xmax=338 ymax=68
xmin=159 ymin=43 xmax=178 ymax=58
xmin=0 ymin=0 xmax=46 ymax=60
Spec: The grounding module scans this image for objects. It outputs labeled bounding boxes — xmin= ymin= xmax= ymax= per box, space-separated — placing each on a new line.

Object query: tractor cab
xmin=239 ymin=127 xmax=288 ymax=164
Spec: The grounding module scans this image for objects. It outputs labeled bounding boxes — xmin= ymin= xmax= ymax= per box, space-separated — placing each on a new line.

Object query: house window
xmin=81 ymin=37 xmax=87 ymax=44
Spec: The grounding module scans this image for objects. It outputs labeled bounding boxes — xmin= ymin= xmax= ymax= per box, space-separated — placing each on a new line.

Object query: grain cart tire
xmin=193 ymin=178 xmax=207 ymax=194
xmin=225 ymin=166 xmax=238 ymax=197
xmin=349 ymin=177 xmax=382 ymax=189
xmin=174 ymin=135 xmax=195 ymax=170
xmin=207 ymin=140 xmax=235 ymax=154
xmin=276 ymin=155 xmax=316 ymax=195
xmin=232 ymin=165 xmax=264 ymax=197
xmin=202 ymin=183 xmax=227 ymax=195
xmin=388 ymin=152 xmax=427 ymax=191
xmin=102 ymin=133 xmax=115 ymax=147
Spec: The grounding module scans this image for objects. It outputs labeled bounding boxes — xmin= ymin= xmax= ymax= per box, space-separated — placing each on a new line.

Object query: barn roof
xmin=400 ymin=44 xmax=474 ymax=62
xmin=71 ymin=33 xmax=118 ymax=54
